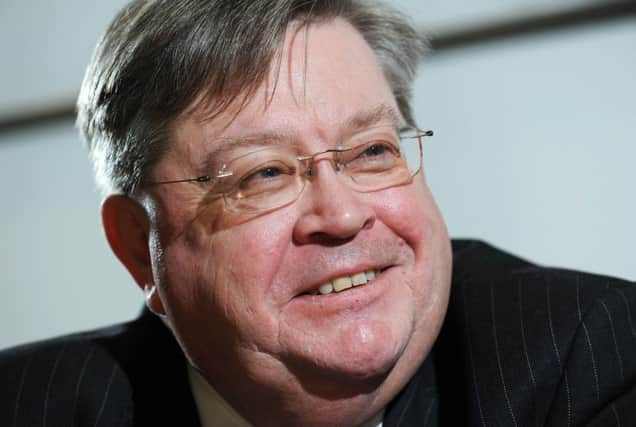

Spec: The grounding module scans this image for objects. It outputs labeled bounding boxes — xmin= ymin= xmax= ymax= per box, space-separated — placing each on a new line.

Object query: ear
xmin=102 ymin=195 xmax=166 ymax=316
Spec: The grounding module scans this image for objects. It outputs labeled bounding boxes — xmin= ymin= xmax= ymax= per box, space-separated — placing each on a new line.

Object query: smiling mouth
xmin=304 ymin=269 xmax=383 ymax=296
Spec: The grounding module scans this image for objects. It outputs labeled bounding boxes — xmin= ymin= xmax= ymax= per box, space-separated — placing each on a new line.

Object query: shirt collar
xmin=188 ymin=364 xmax=383 ymax=427
xmin=188 ymin=365 xmax=252 ymax=427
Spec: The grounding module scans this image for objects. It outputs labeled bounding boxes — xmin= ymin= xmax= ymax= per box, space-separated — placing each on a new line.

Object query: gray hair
xmin=76 ymin=0 xmax=427 ymax=196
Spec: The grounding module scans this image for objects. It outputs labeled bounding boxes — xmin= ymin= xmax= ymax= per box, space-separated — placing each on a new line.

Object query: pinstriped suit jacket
xmin=1 ymin=240 xmax=635 ymax=426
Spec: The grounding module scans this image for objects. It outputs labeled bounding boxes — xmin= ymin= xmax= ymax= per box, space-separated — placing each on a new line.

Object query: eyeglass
xmin=150 ymin=125 xmax=433 ymax=214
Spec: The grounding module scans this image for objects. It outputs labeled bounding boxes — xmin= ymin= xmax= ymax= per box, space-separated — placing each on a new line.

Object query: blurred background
xmin=1 ymin=0 xmax=634 ymax=349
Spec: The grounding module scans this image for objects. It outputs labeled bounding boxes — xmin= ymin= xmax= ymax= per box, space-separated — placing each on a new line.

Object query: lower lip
xmin=287 ymin=269 xmax=392 ymax=316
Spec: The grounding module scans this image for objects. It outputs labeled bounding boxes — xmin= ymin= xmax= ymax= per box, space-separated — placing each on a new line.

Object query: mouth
xmin=302 ymin=268 xmax=386 ymax=296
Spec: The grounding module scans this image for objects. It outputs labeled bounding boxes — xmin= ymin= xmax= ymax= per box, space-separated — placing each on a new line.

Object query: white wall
xmin=0 ymin=0 xmax=129 ymax=117
xmin=0 ymin=123 xmax=141 ymax=349
xmin=415 ymin=18 xmax=635 ymax=280
xmin=0 ymin=1 xmax=634 ymax=349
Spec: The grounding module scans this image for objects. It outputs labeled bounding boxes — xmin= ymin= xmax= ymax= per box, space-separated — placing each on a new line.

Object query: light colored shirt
xmin=188 ymin=365 xmax=252 ymax=427
xmin=188 ymin=364 xmax=384 ymax=427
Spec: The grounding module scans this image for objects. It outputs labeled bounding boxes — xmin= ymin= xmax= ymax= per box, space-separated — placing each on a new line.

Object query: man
xmin=1 ymin=1 xmax=634 ymax=426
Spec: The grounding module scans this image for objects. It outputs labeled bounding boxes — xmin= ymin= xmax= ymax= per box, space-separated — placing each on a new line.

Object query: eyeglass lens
xmin=221 ymin=126 xmax=425 ymax=213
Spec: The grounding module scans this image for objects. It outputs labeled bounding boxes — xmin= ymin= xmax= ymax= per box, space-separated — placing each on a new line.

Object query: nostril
xmin=305 ymin=232 xmax=356 ymax=246
xmin=362 ymin=216 xmax=375 ymax=231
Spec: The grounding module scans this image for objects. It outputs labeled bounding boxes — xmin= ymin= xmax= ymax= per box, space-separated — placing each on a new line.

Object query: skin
xmin=103 ymin=18 xmax=452 ymax=427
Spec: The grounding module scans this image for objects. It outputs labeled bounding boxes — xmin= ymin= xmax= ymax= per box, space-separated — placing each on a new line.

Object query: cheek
xmin=373 ymin=180 xmax=451 ymax=300
xmin=162 ymin=208 xmax=298 ymax=316
xmin=219 ymin=212 xmax=297 ymax=289
xmin=374 ymin=180 xmax=439 ymax=245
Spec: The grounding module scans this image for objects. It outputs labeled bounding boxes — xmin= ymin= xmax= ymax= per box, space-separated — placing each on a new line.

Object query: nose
xmin=292 ymin=161 xmax=376 ymax=244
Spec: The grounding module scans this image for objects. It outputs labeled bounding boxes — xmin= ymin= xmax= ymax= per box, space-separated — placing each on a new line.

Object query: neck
xmin=193 ymin=360 xmax=405 ymax=427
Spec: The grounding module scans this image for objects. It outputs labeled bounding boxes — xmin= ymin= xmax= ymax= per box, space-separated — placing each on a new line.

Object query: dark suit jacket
xmin=2 ymin=240 xmax=635 ymax=426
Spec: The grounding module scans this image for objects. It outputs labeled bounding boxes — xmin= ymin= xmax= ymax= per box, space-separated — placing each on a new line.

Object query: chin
xmin=335 ymin=342 xmax=405 ymax=383
xmin=285 ymin=315 xmax=414 ymax=389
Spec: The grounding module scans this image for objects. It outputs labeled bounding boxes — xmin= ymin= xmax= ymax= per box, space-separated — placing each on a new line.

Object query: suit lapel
xmin=97 ymin=310 xmax=202 ymax=426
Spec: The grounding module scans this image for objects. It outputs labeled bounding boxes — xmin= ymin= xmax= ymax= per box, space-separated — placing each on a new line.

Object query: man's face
xmin=144 ymin=18 xmax=451 ymax=421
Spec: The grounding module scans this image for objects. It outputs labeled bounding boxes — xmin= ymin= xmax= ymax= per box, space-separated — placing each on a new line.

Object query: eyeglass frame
xmin=147 ymin=126 xmax=433 ymax=214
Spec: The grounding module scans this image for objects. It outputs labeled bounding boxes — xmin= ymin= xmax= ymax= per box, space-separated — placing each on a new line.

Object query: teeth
xmin=319 ymin=283 xmax=334 ymax=295
xmin=310 ymin=270 xmax=379 ymax=296
xmin=352 ymin=272 xmax=367 ymax=287
xmin=333 ymin=276 xmax=353 ymax=292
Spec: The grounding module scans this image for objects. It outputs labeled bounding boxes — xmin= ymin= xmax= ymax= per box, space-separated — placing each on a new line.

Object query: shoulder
xmin=0 ymin=310 xmax=199 ymax=427
xmin=0 ymin=321 xmax=137 ymax=426
xmin=439 ymin=239 xmax=636 ymax=425
xmin=449 ymin=239 xmax=634 ymax=322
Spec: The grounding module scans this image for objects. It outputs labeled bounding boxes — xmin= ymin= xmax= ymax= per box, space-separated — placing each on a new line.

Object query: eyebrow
xmin=343 ymin=104 xmax=402 ymax=132
xmin=194 ymin=103 xmax=402 ymax=175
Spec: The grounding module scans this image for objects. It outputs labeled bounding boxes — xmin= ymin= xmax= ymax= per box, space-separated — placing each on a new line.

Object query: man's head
xmin=78 ymin=1 xmax=452 ymax=426
xmin=77 ymin=0 xmax=425 ymax=196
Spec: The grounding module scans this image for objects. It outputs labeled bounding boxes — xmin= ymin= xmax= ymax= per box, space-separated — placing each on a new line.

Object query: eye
xmin=362 ymin=142 xmax=392 ymax=157
xmin=244 ymin=164 xmax=291 ymax=182
xmin=253 ymin=166 xmax=283 ymax=179
xmin=236 ymin=161 xmax=296 ymax=195
xmin=355 ymin=141 xmax=400 ymax=162
xmin=342 ymin=139 xmax=402 ymax=176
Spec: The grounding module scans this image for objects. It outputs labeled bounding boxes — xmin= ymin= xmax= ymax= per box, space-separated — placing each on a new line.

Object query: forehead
xmin=168 ymin=18 xmax=399 ymax=169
